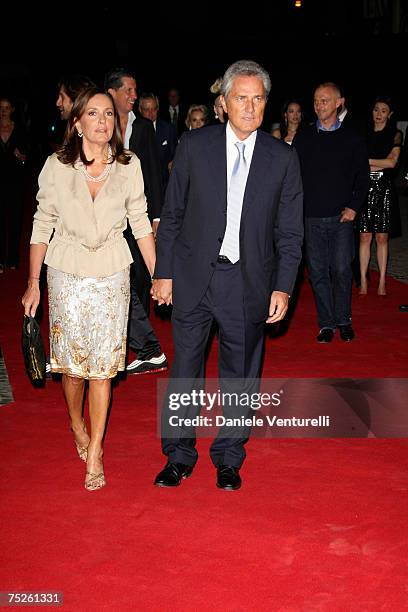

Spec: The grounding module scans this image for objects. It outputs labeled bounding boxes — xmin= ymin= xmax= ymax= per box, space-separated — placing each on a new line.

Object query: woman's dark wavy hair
xmin=371 ymin=94 xmax=394 ymax=114
xmin=57 ymin=87 xmax=130 ymax=167
xmin=279 ymin=98 xmax=306 ymax=140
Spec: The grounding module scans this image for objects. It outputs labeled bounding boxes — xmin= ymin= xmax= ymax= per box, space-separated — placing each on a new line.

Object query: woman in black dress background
xmin=359 ymin=96 xmax=402 ymax=296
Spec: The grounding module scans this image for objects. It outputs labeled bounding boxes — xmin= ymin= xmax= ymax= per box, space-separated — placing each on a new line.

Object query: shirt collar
xmin=338 ymin=108 xmax=348 ymax=122
xmin=226 ymin=121 xmax=257 ymax=147
xmin=316 ymin=118 xmax=342 ymax=132
xmin=128 ymin=111 xmax=136 ymax=127
xmin=124 ymin=111 xmax=136 ymax=148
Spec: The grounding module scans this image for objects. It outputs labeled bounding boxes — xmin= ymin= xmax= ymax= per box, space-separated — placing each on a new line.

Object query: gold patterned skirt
xmin=47 ymin=267 xmax=130 ymax=379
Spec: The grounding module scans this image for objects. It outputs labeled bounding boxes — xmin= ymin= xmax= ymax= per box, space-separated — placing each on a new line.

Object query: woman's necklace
xmin=80 ymin=146 xmax=112 ymax=182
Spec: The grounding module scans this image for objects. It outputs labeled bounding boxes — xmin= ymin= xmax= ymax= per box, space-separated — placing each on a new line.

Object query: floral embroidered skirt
xmin=47 ymin=266 xmax=130 ymax=379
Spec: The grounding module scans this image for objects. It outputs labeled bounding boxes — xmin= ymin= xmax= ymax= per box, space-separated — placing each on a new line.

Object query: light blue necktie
xmin=221 ymin=142 xmax=248 ymax=263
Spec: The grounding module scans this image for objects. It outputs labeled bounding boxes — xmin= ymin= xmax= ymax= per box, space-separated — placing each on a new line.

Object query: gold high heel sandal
xmin=85 ymin=471 xmax=106 ymax=491
xmin=85 ymin=450 xmax=105 ymax=491
xmin=71 ymin=419 xmax=90 ymax=462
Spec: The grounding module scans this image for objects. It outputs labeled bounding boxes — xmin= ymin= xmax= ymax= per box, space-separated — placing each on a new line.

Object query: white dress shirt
xmin=219 ymin=122 xmax=257 ymax=258
xmin=225 ymin=121 xmax=257 ymax=190
xmin=124 ymin=111 xmax=136 ymax=148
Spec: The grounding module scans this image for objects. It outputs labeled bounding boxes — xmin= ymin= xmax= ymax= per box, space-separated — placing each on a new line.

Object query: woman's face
xmin=75 ymin=94 xmax=115 ymax=145
xmin=285 ymin=103 xmax=302 ymax=126
xmin=0 ymin=99 xmax=14 ymax=122
xmin=372 ymin=102 xmax=392 ymax=128
xmin=190 ymin=110 xmax=206 ymax=129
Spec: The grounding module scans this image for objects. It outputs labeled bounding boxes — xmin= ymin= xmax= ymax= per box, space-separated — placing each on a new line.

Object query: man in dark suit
xmin=138 ymin=92 xmax=177 ymax=191
xmin=152 ymin=60 xmax=304 ymax=490
xmin=105 ymin=68 xmax=167 ymax=375
xmin=162 ymin=87 xmax=186 ymax=138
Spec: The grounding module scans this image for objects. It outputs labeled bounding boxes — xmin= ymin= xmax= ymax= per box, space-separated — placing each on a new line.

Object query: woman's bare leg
xmin=376 ymin=233 xmax=388 ymax=295
xmin=359 ymin=232 xmax=372 ymax=294
xmin=62 ymin=374 xmax=89 ymax=459
xmin=85 ymin=378 xmax=111 ymax=489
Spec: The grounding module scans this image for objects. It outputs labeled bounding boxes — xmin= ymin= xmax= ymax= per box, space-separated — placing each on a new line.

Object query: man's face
xmin=221 ymin=75 xmax=266 ymax=140
xmin=109 ymin=76 xmax=137 ymax=116
xmin=0 ymin=99 xmax=14 ymax=121
xmin=314 ymin=87 xmax=342 ymax=125
xmin=56 ymin=86 xmax=73 ymax=120
xmin=168 ymin=89 xmax=180 ymax=107
xmin=139 ymin=98 xmax=158 ymax=122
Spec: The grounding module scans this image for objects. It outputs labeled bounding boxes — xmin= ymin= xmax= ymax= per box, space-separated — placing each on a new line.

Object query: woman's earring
xmin=77 ymin=131 xmax=83 ymax=138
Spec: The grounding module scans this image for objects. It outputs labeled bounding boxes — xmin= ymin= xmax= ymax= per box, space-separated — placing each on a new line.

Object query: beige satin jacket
xmin=31 ymin=152 xmax=152 ymax=278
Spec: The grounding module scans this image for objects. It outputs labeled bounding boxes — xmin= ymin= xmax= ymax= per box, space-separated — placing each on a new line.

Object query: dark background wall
xmin=1 ymin=0 xmax=407 ymax=144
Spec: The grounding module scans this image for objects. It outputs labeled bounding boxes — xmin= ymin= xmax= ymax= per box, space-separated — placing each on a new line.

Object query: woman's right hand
xmin=22 ymin=280 xmax=40 ymax=317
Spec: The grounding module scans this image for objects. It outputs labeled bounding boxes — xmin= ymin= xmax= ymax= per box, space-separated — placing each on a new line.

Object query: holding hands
xmin=151 ymin=279 xmax=173 ymax=306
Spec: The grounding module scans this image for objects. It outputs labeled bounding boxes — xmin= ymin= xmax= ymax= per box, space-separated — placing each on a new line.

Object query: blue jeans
xmin=305 ymin=215 xmax=354 ymax=330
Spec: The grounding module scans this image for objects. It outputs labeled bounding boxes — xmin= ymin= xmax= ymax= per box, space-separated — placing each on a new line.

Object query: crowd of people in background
xmin=2 ymin=71 xmax=407 ymax=304
xmin=2 ymin=70 xmax=408 ymax=302
xmin=1 ymin=60 xmax=407 ymax=490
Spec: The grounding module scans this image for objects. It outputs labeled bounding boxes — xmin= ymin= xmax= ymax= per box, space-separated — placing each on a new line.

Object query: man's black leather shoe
xmin=399 ymin=305 xmax=408 ymax=312
xmin=317 ymin=329 xmax=334 ymax=343
xmin=339 ymin=324 xmax=355 ymax=341
xmin=216 ymin=465 xmax=241 ymax=491
xmin=154 ymin=462 xmax=193 ymax=487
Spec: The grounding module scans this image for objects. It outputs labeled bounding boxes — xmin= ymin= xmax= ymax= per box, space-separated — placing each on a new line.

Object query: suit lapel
xmin=156 ymin=120 xmax=163 ymax=142
xmin=241 ymin=132 xmax=272 ymax=223
xmin=206 ymin=126 xmax=227 ymax=212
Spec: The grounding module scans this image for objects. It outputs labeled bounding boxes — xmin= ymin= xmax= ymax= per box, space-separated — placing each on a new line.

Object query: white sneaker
xmin=126 ymin=353 xmax=168 ymax=375
xmin=45 ymin=361 xmax=52 ymax=379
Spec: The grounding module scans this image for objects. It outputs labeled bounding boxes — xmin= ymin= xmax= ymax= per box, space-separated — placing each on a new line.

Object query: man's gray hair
xmin=139 ymin=92 xmax=160 ymax=108
xmin=221 ymin=60 xmax=271 ymax=98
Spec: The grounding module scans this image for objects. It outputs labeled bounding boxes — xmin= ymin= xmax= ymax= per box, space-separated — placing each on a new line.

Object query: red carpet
xmin=1 ymin=255 xmax=408 ymax=610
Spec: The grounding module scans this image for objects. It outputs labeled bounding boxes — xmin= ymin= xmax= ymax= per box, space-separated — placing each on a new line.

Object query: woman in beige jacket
xmin=22 ymin=88 xmax=155 ymax=491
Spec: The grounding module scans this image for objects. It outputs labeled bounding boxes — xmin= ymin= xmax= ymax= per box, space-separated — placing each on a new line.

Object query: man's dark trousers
xmin=161 ymin=259 xmax=265 ymax=468
xmin=126 ymin=228 xmax=161 ymax=361
xmin=305 ymin=215 xmax=354 ymax=330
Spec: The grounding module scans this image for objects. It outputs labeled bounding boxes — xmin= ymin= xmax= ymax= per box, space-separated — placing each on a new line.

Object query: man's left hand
xmin=340 ymin=207 xmax=356 ymax=223
xmin=266 ymin=291 xmax=289 ymax=324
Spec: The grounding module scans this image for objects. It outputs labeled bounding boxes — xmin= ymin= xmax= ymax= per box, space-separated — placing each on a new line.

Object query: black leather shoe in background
xmin=316 ymin=329 xmax=334 ymax=343
xmin=216 ymin=465 xmax=242 ymax=491
xmin=154 ymin=462 xmax=193 ymax=487
xmin=338 ymin=324 xmax=355 ymax=342
xmin=399 ymin=305 xmax=408 ymax=312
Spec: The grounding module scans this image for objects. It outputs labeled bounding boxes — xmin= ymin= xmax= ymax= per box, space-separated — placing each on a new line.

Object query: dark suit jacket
xmin=162 ymin=105 xmax=187 ymax=138
xmin=155 ymin=118 xmax=177 ymax=187
xmin=129 ymin=115 xmax=163 ymax=220
xmin=340 ymin=110 xmax=367 ymax=138
xmin=155 ymin=124 xmax=304 ymax=322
